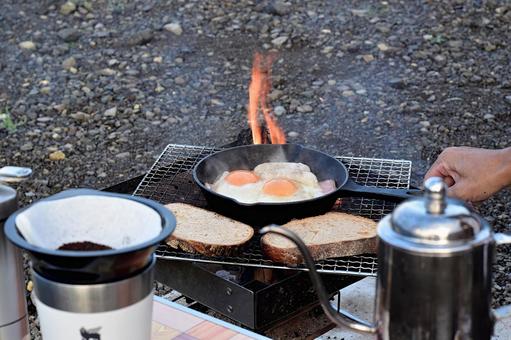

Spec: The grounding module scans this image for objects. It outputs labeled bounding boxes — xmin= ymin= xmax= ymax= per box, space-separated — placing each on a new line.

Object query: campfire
xmin=247 ymin=52 xmax=286 ymax=145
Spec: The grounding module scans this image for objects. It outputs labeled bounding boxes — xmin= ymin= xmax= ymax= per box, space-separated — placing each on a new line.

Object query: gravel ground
xmin=1 ymin=0 xmax=511 ymax=337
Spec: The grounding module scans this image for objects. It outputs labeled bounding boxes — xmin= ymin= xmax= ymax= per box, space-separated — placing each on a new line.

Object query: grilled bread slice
xmin=165 ymin=203 xmax=254 ymax=256
xmin=261 ymin=212 xmax=377 ymax=265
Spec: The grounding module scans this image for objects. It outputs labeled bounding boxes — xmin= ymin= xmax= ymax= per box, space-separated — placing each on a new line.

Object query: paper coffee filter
xmin=15 ymin=195 xmax=162 ymax=250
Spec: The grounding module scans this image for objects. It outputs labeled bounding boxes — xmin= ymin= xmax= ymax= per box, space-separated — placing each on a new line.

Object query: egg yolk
xmin=225 ymin=170 xmax=260 ymax=186
xmin=263 ymin=179 xmax=297 ymax=196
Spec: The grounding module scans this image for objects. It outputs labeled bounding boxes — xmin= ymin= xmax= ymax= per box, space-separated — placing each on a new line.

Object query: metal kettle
xmin=261 ymin=177 xmax=511 ymax=340
xmin=0 ymin=166 xmax=31 ymax=340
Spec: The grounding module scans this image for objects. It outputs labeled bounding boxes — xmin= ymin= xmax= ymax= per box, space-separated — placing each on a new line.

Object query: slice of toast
xmin=261 ymin=212 xmax=377 ymax=265
xmin=165 ymin=203 xmax=254 ymax=256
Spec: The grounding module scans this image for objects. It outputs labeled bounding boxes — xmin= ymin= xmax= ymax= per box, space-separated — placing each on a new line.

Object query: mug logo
xmin=80 ymin=327 xmax=101 ymax=340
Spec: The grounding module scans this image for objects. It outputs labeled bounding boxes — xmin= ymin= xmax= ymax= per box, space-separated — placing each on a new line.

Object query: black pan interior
xmin=194 ymin=143 xmax=348 ymax=201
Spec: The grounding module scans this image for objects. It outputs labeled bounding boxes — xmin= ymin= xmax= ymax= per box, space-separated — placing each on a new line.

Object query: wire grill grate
xmin=134 ymin=144 xmax=412 ymax=276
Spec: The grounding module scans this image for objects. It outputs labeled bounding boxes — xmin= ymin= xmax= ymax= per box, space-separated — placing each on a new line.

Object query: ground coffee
xmin=58 ymin=241 xmax=112 ymax=251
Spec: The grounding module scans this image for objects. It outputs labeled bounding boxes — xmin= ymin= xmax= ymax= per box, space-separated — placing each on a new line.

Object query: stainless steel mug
xmin=261 ymin=177 xmax=511 ymax=339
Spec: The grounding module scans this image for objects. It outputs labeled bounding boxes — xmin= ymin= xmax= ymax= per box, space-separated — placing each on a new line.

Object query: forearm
xmin=497 ymin=147 xmax=511 ymax=189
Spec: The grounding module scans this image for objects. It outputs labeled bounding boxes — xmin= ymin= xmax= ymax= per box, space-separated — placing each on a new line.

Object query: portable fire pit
xmin=123 ymin=143 xmax=412 ymax=330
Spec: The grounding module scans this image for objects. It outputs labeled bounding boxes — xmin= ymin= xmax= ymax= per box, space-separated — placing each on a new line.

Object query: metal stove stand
xmin=134 ymin=144 xmax=412 ymax=277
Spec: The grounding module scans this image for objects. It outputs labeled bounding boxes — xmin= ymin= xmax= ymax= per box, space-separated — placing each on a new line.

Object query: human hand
xmin=424 ymin=146 xmax=511 ymax=202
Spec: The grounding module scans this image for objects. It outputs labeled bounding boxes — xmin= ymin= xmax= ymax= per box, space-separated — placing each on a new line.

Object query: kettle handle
xmin=492 ymin=233 xmax=511 ymax=321
xmin=260 ymin=226 xmax=377 ymax=334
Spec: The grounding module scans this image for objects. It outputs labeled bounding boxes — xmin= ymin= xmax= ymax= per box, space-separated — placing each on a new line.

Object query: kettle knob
xmin=424 ymin=177 xmax=447 ymax=215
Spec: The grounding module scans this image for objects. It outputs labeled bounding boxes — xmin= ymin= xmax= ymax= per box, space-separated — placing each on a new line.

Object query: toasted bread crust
xmin=165 ymin=203 xmax=254 ymax=256
xmin=261 ymin=212 xmax=377 ymax=265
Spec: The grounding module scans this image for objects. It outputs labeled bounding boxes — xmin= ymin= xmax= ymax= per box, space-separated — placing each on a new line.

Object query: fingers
xmin=424 ymin=162 xmax=444 ymax=180
xmin=424 ymin=160 xmax=456 ymax=187
xmin=444 ymin=176 xmax=455 ymax=186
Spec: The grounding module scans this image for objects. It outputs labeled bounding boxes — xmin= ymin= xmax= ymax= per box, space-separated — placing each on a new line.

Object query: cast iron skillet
xmin=193 ymin=144 xmax=421 ymax=226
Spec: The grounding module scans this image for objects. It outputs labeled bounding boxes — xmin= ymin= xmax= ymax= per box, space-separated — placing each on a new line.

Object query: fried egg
xmin=209 ymin=162 xmax=327 ymax=203
xmin=255 ymin=162 xmax=324 ymax=202
xmin=209 ymin=170 xmax=263 ymax=203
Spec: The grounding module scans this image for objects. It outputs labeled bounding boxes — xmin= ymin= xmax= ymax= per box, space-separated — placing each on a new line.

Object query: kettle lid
xmin=388 ymin=177 xmax=486 ymax=246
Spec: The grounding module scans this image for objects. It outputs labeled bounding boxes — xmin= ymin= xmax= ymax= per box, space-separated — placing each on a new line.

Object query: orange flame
xmin=247 ymin=52 xmax=286 ymax=144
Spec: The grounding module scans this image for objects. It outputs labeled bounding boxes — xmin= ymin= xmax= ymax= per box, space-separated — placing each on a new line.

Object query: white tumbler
xmin=32 ymin=257 xmax=155 ymax=340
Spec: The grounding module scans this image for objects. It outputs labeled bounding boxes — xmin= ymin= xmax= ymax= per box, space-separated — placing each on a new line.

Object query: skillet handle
xmin=342 ymin=179 xmax=422 ymax=202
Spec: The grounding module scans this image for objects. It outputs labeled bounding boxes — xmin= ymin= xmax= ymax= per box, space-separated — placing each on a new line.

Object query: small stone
xmin=37 ymin=117 xmax=52 ymax=123
xmin=211 ymin=99 xmax=224 ymax=106
xmin=484 ymin=113 xmax=495 ymax=120
xmin=269 ymin=90 xmax=283 ymax=101
xmin=40 ymin=87 xmax=51 ymax=94
xmin=115 ymin=152 xmax=131 ymax=159
xmin=434 ymin=54 xmax=446 ymax=64
xmin=107 ymin=59 xmax=119 ymax=66
xmin=420 ymin=120 xmax=431 ymax=128
xmin=342 ymin=90 xmax=355 ymax=97
xmin=407 ymin=102 xmax=421 ymax=113
xmin=377 ymin=43 xmax=390 ymax=52
xmin=155 ymin=84 xmax=165 ymax=93
xmin=99 ymin=68 xmax=116 ymax=76
xmin=327 ymin=80 xmax=337 ymax=86
xmin=389 ymin=78 xmax=407 ymax=89
xmin=272 ymin=36 xmax=288 ymax=47
xmin=351 ymin=9 xmax=368 ymax=17
xmin=322 ymin=46 xmax=334 ymax=54
xmin=58 ymin=28 xmax=81 ymax=42
xmin=60 ymin=1 xmax=76 ymax=15
xmin=504 ymin=95 xmax=511 ymax=105
xmin=288 ymin=131 xmax=299 ymax=138
xmin=375 ymin=23 xmax=391 ymax=34
xmin=265 ymin=0 xmax=291 ymax=16
xmin=20 ymin=142 xmax=33 ymax=151
xmin=69 ymin=67 xmax=78 ymax=74
xmin=448 ymin=40 xmax=463 ymax=49
xmin=104 ymin=107 xmax=117 ymax=117
xmin=153 ymin=56 xmax=163 ymax=63
xmin=70 ymin=111 xmax=89 ymax=122
xmin=174 ymin=76 xmax=186 ymax=85
xmin=62 ymin=56 xmax=76 ymax=70
xmin=362 ymin=54 xmax=375 ymax=63
xmin=26 ymin=280 xmax=33 ymax=292
xmin=49 ymin=151 xmax=66 ymax=161
xmin=164 ymin=23 xmax=183 ymax=36
xmin=297 ymin=104 xmax=313 ymax=113
xmin=19 ymin=41 xmax=36 ymax=50
xmin=485 ymin=43 xmax=497 ymax=52
xmin=274 ymin=106 xmax=286 ymax=116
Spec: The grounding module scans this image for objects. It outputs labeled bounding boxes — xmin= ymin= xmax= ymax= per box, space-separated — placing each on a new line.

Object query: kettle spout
xmin=259 ymin=225 xmax=377 ymax=334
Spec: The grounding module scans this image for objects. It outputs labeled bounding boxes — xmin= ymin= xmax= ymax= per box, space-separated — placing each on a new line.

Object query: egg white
xmin=210 ymin=171 xmax=263 ymax=204
xmin=209 ymin=163 xmax=327 ymax=204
